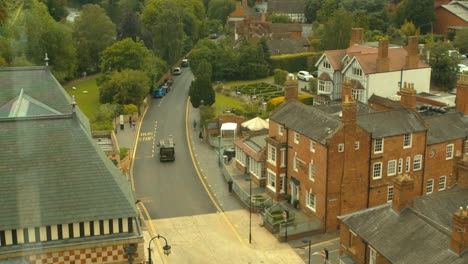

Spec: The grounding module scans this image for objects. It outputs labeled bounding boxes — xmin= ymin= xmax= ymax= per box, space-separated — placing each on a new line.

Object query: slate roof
xmin=442 ymin=1 xmax=468 ymax=22
xmin=357 ymin=108 xmax=427 ymax=138
xmin=312 ymin=101 xmax=376 ymax=116
xmin=368 ymin=94 xmax=404 ymax=109
xmin=339 ymin=188 xmax=468 ymax=264
xmin=0 ymin=67 xmax=137 ymax=230
xmin=270 ymin=100 xmax=342 ymax=144
xmin=424 ymin=112 xmax=468 ymax=145
xmin=234 ymin=133 xmax=267 ymax=161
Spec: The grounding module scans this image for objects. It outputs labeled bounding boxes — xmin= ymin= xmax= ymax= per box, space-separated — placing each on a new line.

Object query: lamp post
xmin=249 ymin=176 xmax=252 ymax=244
xmin=148 ymin=235 xmax=171 ymax=264
xmin=218 ymin=135 xmax=222 ymax=167
xmin=302 ymin=239 xmax=311 ymax=264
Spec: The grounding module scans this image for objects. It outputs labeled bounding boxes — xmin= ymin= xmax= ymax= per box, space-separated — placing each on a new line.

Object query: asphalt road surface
xmin=133 ymin=68 xmax=217 ymax=219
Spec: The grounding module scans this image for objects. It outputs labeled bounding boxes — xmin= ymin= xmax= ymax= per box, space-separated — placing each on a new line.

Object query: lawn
xmin=63 ymin=74 xmax=101 ymax=121
xmin=213 ymin=93 xmax=246 ymax=116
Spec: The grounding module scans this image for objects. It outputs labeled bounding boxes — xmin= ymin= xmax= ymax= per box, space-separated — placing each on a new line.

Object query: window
xmin=349 ymin=230 xmax=356 ymax=248
xmin=294 ymin=154 xmax=299 ymax=172
xmin=310 ymin=140 xmax=316 ymax=152
xmin=318 ymin=80 xmax=332 ymax=93
xmin=413 ymin=155 xmax=422 ymax=171
xmin=249 ymin=158 xmax=261 ymax=178
xmin=309 ymin=160 xmax=315 ymax=181
xmin=446 ymin=144 xmax=454 ymax=160
xmin=267 ymin=170 xmax=276 ymax=191
xmin=323 ymin=61 xmax=331 ymax=69
xmin=279 ymin=174 xmax=285 ymax=193
xmin=355 ymin=141 xmax=360 ymax=150
xmin=398 ymin=158 xmax=403 ymax=174
xmin=351 ymin=89 xmax=363 ymax=102
xmin=403 ymin=133 xmax=412 ymax=148
xmin=369 ymin=247 xmax=377 ymax=264
xmin=387 ymin=160 xmax=396 ymax=176
xmin=387 ymin=186 xmax=394 ymax=202
xmin=294 ymin=132 xmax=300 ymax=144
xmin=280 ymin=148 xmax=286 ymax=168
xmin=268 ymin=144 xmax=276 ymax=164
xmin=235 ymin=147 xmax=247 ymax=166
xmin=306 ymin=192 xmax=316 ymax=211
xmin=438 ymin=176 xmax=446 ymax=191
xmin=338 ymin=144 xmax=344 ymax=152
xmin=352 ymin=67 xmax=363 ymax=76
xmin=373 ymin=162 xmax=382 ymax=179
xmin=406 ymin=156 xmax=411 ymax=172
xmin=278 ymin=125 xmax=283 ymax=136
xmin=374 ymin=138 xmax=383 ymax=153
xmin=426 ymin=179 xmax=434 ymax=194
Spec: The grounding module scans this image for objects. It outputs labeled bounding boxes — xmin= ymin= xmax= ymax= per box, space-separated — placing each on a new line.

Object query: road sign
xmin=282 ymin=211 xmax=287 ymax=220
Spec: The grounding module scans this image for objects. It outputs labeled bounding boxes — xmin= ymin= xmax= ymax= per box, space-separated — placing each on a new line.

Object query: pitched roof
xmin=270 ymin=100 xmax=342 ymax=144
xmin=267 ymin=38 xmax=310 ymax=55
xmin=339 ymin=189 xmax=468 ymax=264
xmin=424 ymin=112 xmax=468 ymax=145
xmin=357 ymin=108 xmax=427 ymax=138
xmin=268 ymin=0 xmax=304 ymax=14
xmin=368 ymin=94 xmax=404 ymax=109
xmin=234 ymin=133 xmax=267 ymax=160
xmin=442 ymin=1 xmax=468 ymax=22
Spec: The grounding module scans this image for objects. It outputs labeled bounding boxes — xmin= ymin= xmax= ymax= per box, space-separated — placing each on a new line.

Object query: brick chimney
xmin=349 ymin=28 xmax=363 ymax=47
xmin=456 ymin=75 xmax=468 ymax=115
xmin=261 ymin=11 xmax=266 ymax=22
xmin=450 ymin=206 xmax=468 ymax=254
xmin=341 ymin=77 xmax=357 ymax=133
xmin=376 ymin=38 xmax=390 ymax=73
xmin=399 ymin=82 xmax=417 ymax=111
xmin=392 ymin=174 xmax=415 ymax=212
xmin=405 ymin=36 xmax=419 ymax=69
xmin=284 ymin=75 xmax=298 ymax=101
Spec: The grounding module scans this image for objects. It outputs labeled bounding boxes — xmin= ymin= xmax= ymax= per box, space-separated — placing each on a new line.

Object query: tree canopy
xmin=98 ymin=69 xmax=151 ymax=106
xmin=189 ymin=59 xmax=215 ymax=107
xmin=320 ymin=9 xmax=353 ymax=50
xmin=429 ymin=42 xmax=460 ymax=91
xmin=393 ymin=0 xmax=434 ymax=34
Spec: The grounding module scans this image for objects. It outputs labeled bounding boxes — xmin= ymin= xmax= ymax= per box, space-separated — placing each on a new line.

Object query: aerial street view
xmin=0 ymin=0 xmax=468 ymax=263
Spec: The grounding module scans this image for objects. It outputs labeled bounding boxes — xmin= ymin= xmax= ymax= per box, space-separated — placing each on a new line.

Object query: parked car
xmin=297 ymin=71 xmax=314 ymax=81
xmin=458 ymin=64 xmax=468 ymax=73
xmin=153 ymin=86 xmax=165 ymax=98
xmin=181 ymin=59 xmax=189 ymax=67
xmin=173 ymin=67 xmax=182 ymax=75
xmin=310 ymin=71 xmax=318 ymax=78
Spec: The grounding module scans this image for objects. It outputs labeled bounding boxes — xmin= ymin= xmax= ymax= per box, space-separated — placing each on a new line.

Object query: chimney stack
xmin=399 ymin=82 xmax=417 ymax=111
xmin=376 ymin=38 xmax=390 ymax=73
xmin=450 ymin=206 xmax=468 ymax=254
xmin=261 ymin=11 xmax=266 ymax=22
xmin=349 ymin=28 xmax=364 ymax=47
xmin=392 ymin=174 xmax=415 ymax=212
xmin=405 ymin=36 xmax=419 ymax=69
xmin=284 ymin=75 xmax=298 ymax=101
xmin=456 ymin=75 xmax=468 ymax=115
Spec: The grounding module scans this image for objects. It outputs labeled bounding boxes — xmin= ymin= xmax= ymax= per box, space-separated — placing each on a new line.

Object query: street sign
xmin=282 ymin=211 xmax=287 ymax=220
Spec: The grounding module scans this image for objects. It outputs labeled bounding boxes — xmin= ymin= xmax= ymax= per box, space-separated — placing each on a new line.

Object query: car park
xmin=297 ymin=71 xmax=314 ymax=81
xmin=173 ymin=67 xmax=182 ymax=75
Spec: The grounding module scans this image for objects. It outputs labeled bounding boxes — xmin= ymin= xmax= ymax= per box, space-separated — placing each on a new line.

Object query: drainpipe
xmin=421 ymin=130 xmax=428 ymax=195
xmin=284 ymin=124 xmax=289 ymax=197
xmin=367 ymin=133 xmax=373 ymax=208
xmin=324 ymin=142 xmax=329 ymax=232
xmin=399 ymin=68 xmax=404 ymax=90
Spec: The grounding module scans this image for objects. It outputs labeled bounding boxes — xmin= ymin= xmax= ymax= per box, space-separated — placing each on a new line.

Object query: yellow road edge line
xmin=185 ymin=97 xmax=246 ymax=246
xmin=137 ymin=202 xmax=168 ymax=264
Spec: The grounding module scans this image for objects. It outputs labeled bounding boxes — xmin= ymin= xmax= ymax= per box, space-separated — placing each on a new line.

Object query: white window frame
xmin=294 ymin=132 xmax=300 ymax=144
xmin=398 ymin=158 xmax=403 ymax=174
xmin=293 ymin=153 xmax=299 ymax=172
xmin=279 ymin=173 xmax=285 ymax=193
xmin=406 ymin=156 xmax=411 ymax=172
xmin=323 ymin=60 xmax=331 ymax=69
xmin=403 ymin=133 xmax=412 ymax=148
xmin=338 ymin=143 xmax=344 ymax=152
xmin=278 ymin=125 xmax=283 ymax=136
xmin=249 ymin=157 xmax=261 ymax=178
xmin=267 ymin=144 xmax=276 ymax=165
xmin=267 ymin=169 xmax=276 ymax=192
xmin=369 ymin=246 xmax=377 ymax=264
xmin=387 ymin=186 xmax=394 ymax=202
xmin=413 ymin=155 xmax=422 ymax=171
xmin=387 ymin=160 xmax=397 ymax=176
xmin=355 ymin=141 xmax=360 ymax=150
xmin=426 ymin=179 xmax=434 ymax=194
xmin=306 ymin=191 xmax=316 ymax=212
xmin=351 ymin=88 xmax=364 ymax=102
xmin=438 ymin=176 xmax=446 ymax=191
xmin=373 ymin=162 xmax=382 ymax=180
xmin=280 ymin=148 xmax=286 ymax=168
xmin=310 ymin=140 xmax=316 ymax=152
xmin=318 ymin=80 xmax=332 ymax=93
xmin=309 ymin=160 xmax=315 ymax=181
xmin=446 ymin=144 xmax=454 ymax=160
xmin=235 ymin=147 xmax=247 ymax=166
xmin=374 ymin=138 xmax=383 ymax=153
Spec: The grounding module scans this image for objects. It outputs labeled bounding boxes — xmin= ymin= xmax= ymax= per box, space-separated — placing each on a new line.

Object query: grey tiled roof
xmin=270 ymin=100 xmax=341 ymax=144
xmin=312 ymin=101 xmax=376 ymax=116
xmin=339 ymin=188 xmax=468 ymax=264
xmin=357 ymin=108 xmax=427 ymax=138
xmin=267 ymin=38 xmax=310 ymax=55
xmin=368 ymin=94 xmax=404 ymax=109
xmin=424 ymin=112 xmax=468 ymax=145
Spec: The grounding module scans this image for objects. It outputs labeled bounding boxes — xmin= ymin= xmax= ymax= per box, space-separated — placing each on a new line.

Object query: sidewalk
xmin=116 ymin=103 xmax=306 ymax=263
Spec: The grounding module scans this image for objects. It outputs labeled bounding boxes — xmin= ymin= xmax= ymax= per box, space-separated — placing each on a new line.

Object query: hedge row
xmin=270 ymin=51 xmax=324 ymax=73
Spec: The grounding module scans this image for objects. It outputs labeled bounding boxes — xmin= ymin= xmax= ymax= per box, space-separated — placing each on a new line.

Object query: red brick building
xmin=434 ymin=1 xmax=468 ymax=36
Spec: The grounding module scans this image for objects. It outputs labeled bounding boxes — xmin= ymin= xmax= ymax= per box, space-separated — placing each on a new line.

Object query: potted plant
xmin=293 ymin=199 xmax=299 ymax=209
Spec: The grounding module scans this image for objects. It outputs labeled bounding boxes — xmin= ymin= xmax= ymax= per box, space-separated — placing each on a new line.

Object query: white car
xmin=458 ymin=64 xmax=468 ymax=73
xmin=297 ymin=71 xmax=314 ymax=81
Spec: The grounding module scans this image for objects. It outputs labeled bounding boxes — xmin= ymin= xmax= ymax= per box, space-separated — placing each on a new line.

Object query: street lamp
xmin=148 ymin=235 xmax=171 ymax=264
xmin=302 ymin=239 xmax=311 ymax=264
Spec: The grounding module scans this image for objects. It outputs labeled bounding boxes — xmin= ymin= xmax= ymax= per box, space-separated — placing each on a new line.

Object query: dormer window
xmin=352 ymin=67 xmax=363 ymax=76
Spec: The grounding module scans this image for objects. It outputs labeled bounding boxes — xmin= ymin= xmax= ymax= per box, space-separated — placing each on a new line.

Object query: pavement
xmin=115 ymin=100 xmax=338 ymax=263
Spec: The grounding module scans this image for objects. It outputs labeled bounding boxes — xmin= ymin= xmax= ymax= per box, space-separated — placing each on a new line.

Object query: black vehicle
xmin=158 ymin=136 xmax=175 ymax=162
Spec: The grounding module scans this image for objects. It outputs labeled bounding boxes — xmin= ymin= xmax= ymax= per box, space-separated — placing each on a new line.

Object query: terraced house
xmin=0 ymin=67 xmax=144 ymax=264
xmin=261 ymin=76 xmax=467 ymax=232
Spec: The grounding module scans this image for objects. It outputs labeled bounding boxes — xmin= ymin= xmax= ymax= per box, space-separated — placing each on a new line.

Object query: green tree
xmin=98 ymin=69 xmax=151 ymax=106
xmin=320 ymin=9 xmax=353 ymax=50
xmin=207 ymin=0 xmax=235 ymax=24
xmin=237 ymin=40 xmax=269 ymax=80
xmin=393 ymin=0 xmax=434 ymax=34
xmin=454 ymin=30 xmax=468 ymax=54
xmin=142 ymin=0 xmax=184 ymax=66
xmin=259 ymin=37 xmax=272 ymax=73
xmin=316 ymin=0 xmax=340 ymax=23
xmin=400 ymin=20 xmax=419 ymax=39
xmin=429 ymin=42 xmax=460 ymax=91
xmin=190 ymin=59 xmax=215 ymax=107
xmin=273 ymin=69 xmax=288 ymax=85
xmin=40 ymin=0 xmax=68 ymax=21
xmin=117 ymin=11 xmax=142 ymax=41
xmin=304 ymin=0 xmax=323 ymax=23
xmin=73 ymin=4 xmax=116 ymax=73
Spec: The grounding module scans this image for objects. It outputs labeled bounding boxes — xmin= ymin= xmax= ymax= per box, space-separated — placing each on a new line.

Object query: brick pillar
xmin=399 ymin=82 xmax=417 ymax=111
xmin=392 ymin=174 xmax=415 ymax=212
xmin=284 ymin=75 xmax=298 ymax=101
xmin=450 ymin=206 xmax=468 ymax=254
xmin=376 ymin=39 xmax=390 ymax=73
xmin=405 ymin=36 xmax=419 ymax=69
xmin=349 ymin=28 xmax=363 ymax=47
xmin=456 ymin=75 xmax=468 ymax=115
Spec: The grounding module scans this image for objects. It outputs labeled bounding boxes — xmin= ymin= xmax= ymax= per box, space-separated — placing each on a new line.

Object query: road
xmin=133 ymin=68 xmax=217 ymax=219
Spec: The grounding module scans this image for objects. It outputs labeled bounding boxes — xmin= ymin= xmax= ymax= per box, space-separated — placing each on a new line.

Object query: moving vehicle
xmin=297 ymin=71 xmax=314 ymax=81
xmin=181 ymin=59 xmax=189 ymax=67
xmin=173 ymin=67 xmax=182 ymax=75
xmin=158 ymin=135 xmax=175 ymax=162
xmin=153 ymin=86 xmax=165 ymax=98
